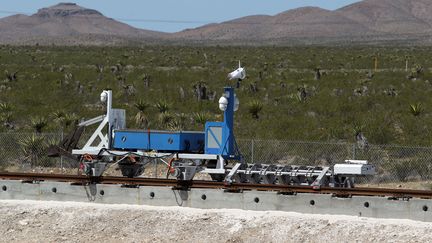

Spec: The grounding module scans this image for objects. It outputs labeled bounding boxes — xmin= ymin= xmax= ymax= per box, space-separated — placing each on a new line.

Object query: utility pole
xmin=374 ymin=56 xmax=378 ymax=72
xmin=405 ymin=56 xmax=409 ymax=72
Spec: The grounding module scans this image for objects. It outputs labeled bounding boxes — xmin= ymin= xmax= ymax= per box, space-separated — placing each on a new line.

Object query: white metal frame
xmin=74 ymin=90 xmax=113 ymax=154
xmin=72 ymin=88 xmax=228 ymax=174
xmin=73 ymin=90 xmax=126 ymax=156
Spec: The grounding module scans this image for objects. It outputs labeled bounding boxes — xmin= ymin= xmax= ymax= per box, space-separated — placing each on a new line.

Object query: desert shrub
xmin=2 ymin=45 xmax=432 ymax=146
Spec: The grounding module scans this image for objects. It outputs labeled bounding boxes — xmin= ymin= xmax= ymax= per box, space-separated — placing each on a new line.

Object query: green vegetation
xmin=193 ymin=112 xmax=212 ymax=127
xmin=18 ymin=134 xmax=47 ymax=167
xmin=247 ymin=100 xmax=263 ymax=119
xmin=155 ymin=100 xmax=171 ymax=113
xmin=410 ymin=103 xmax=424 ymax=117
xmin=1 ymin=45 xmax=432 ymax=146
xmin=134 ymin=100 xmax=150 ymax=129
xmin=30 ymin=116 xmax=48 ymax=133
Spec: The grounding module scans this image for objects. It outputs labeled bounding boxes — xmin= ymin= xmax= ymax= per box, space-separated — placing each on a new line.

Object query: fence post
xmin=154 ymin=159 xmax=157 ymax=178
xmin=251 ymin=139 xmax=254 ymax=164
xmin=352 ymin=143 xmax=356 ymax=159
xmin=60 ymin=131 xmax=64 ymax=172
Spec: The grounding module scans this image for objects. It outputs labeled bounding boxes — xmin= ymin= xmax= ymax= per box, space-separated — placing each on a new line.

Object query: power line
xmin=0 ymin=10 xmax=32 ymax=15
xmin=0 ymin=9 xmax=213 ymax=25
xmin=115 ymin=18 xmax=210 ymax=24
xmin=0 ymin=10 xmax=276 ymax=26
xmin=0 ymin=9 xmax=297 ymax=26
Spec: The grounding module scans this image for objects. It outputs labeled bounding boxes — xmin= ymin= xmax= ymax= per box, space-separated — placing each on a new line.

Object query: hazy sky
xmin=0 ymin=0 xmax=361 ymax=32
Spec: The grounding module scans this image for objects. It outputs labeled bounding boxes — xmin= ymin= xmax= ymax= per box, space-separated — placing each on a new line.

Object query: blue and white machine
xmin=205 ymin=87 xmax=240 ymax=160
xmin=72 ymin=86 xmax=242 ymax=180
xmin=110 ymin=87 xmax=240 ymax=159
xmin=71 ymin=64 xmax=375 ymax=187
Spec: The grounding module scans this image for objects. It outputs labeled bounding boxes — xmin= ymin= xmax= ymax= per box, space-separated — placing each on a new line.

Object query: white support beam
xmin=78 ymin=115 xmax=105 ymax=127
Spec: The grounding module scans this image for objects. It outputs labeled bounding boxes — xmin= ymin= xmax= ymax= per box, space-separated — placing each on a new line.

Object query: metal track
xmin=1 ymin=172 xmax=432 ymax=199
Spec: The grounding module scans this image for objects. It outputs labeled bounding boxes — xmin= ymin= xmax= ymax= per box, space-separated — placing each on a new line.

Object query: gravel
xmin=0 ymin=200 xmax=431 ymax=243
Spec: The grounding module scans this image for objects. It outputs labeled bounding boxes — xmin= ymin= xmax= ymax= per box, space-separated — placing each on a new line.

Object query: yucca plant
xmin=0 ymin=111 xmax=13 ymax=124
xmin=352 ymin=123 xmax=365 ymax=136
xmin=410 ymin=103 xmax=424 ymax=117
xmin=4 ymin=70 xmax=17 ymax=82
xmin=52 ymin=111 xmax=78 ymax=130
xmin=52 ymin=110 xmax=65 ymax=129
xmin=167 ymin=119 xmax=184 ymax=131
xmin=140 ymin=73 xmax=151 ymax=87
xmin=0 ymin=102 xmax=13 ymax=124
xmin=158 ymin=112 xmax=174 ymax=129
xmin=46 ymin=135 xmax=61 ymax=152
xmin=155 ymin=100 xmax=170 ymax=113
xmin=352 ymin=123 xmax=368 ymax=150
xmin=193 ymin=112 xmax=211 ymax=127
xmin=296 ymin=86 xmax=307 ymax=102
xmin=134 ymin=100 xmax=150 ymax=129
xmin=0 ymin=102 xmax=13 ymax=113
xmin=248 ymin=100 xmax=263 ymax=119
xmin=414 ymin=64 xmax=424 ymax=75
xmin=63 ymin=113 xmax=78 ymax=129
xmin=314 ymin=67 xmax=321 ymax=80
xmin=18 ymin=134 xmax=46 ymax=167
xmin=170 ymin=113 xmax=188 ymax=131
xmin=30 ymin=116 xmax=48 ymax=133
xmin=52 ymin=110 xmax=65 ymax=121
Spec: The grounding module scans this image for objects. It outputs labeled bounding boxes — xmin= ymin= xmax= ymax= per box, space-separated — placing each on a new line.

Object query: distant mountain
xmin=0 ymin=3 xmax=166 ymax=45
xmin=337 ymin=0 xmax=432 ymax=34
xmin=2 ymin=1 xmax=432 ymax=46
xmin=175 ymin=7 xmax=374 ymax=43
xmin=173 ymin=0 xmax=432 ymax=45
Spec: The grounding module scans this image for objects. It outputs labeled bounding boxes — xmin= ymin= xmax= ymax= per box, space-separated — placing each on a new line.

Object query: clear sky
xmin=0 ymin=0 xmax=361 ymax=33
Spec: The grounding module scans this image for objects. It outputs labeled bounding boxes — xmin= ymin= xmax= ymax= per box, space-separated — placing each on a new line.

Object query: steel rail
xmin=1 ymin=172 xmax=432 ymax=199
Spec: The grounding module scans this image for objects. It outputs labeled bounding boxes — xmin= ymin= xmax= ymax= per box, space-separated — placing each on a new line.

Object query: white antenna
xmin=227 ymin=61 xmax=246 ymax=80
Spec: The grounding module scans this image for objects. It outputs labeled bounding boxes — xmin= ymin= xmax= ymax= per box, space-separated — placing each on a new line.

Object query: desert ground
xmin=0 ymin=200 xmax=431 ymax=243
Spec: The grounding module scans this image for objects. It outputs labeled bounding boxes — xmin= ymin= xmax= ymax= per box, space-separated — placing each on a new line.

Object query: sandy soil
xmin=0 ymin=200 xmax=431 ymax=243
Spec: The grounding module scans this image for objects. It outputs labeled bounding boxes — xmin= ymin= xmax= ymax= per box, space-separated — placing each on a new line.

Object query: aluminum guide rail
xmin=0 ymin=172 xmax=431 ymax=199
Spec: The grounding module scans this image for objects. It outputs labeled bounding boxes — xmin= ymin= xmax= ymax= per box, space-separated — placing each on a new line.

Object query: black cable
xmin=97 ymin=148 xmax=173 ymax=159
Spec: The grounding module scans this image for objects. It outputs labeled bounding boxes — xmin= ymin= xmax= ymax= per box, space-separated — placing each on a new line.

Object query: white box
xmin=333 ymin=164 xmax=376 ymax=175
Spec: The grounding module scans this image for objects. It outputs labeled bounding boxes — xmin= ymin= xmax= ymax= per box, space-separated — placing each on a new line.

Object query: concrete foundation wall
xmin=0 ymin=180 xmax=430 ymax=222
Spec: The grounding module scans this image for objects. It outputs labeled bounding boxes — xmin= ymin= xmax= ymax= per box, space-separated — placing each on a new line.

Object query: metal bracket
xmin=311 ymin=167 xmax=330 ymax=188
xmin=224 ymin=163 xmax=243 ymax=184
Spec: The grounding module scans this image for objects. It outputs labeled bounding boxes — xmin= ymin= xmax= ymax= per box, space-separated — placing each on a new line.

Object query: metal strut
xmin=222 ymin=163 xmax=374 ymax=188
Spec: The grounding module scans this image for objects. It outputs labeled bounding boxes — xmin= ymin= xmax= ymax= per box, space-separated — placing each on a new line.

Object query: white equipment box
xmin=333 ymin=160 xmax=376 ymax=175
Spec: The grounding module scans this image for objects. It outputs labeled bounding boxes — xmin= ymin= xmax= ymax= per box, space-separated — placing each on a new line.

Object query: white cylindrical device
xmin=100 ymin=91 xmax=108 ymax=103
xmin=219 ymin=96 xmax=228 ymax=111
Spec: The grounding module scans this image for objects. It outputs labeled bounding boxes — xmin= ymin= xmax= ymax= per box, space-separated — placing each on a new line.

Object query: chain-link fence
xmin=0 ymin=133 xmax=80 ymax=174
xmin=238 ymin=139 xmax=432 ymax=187
xmin=1 ymin=133 xmax=432 ymax=188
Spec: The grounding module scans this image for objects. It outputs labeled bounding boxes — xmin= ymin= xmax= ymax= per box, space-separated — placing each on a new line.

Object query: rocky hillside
xmin=175 ymin=7 xmax=374 ymax=42
xmin=0 ymin=3 xmax=166 ymax=45
xmin=175 ymin=0 xmax=432 ymax=45
xmin=337 ymin=0 xmax=432 ymax=34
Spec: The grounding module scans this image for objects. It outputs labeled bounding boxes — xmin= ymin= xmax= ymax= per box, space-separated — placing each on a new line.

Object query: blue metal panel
xmin=204 ymin=87 xmax=240 ymax=160
xmin=205 ymin=122 xmax=224 ymax=155
xmin=112 ymin=87 xmax=239 ymax=159
xmin=222 ymin=87 xmax=235 ymax=159
xmin=113 ymin=130 xmax=204 ymax=152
